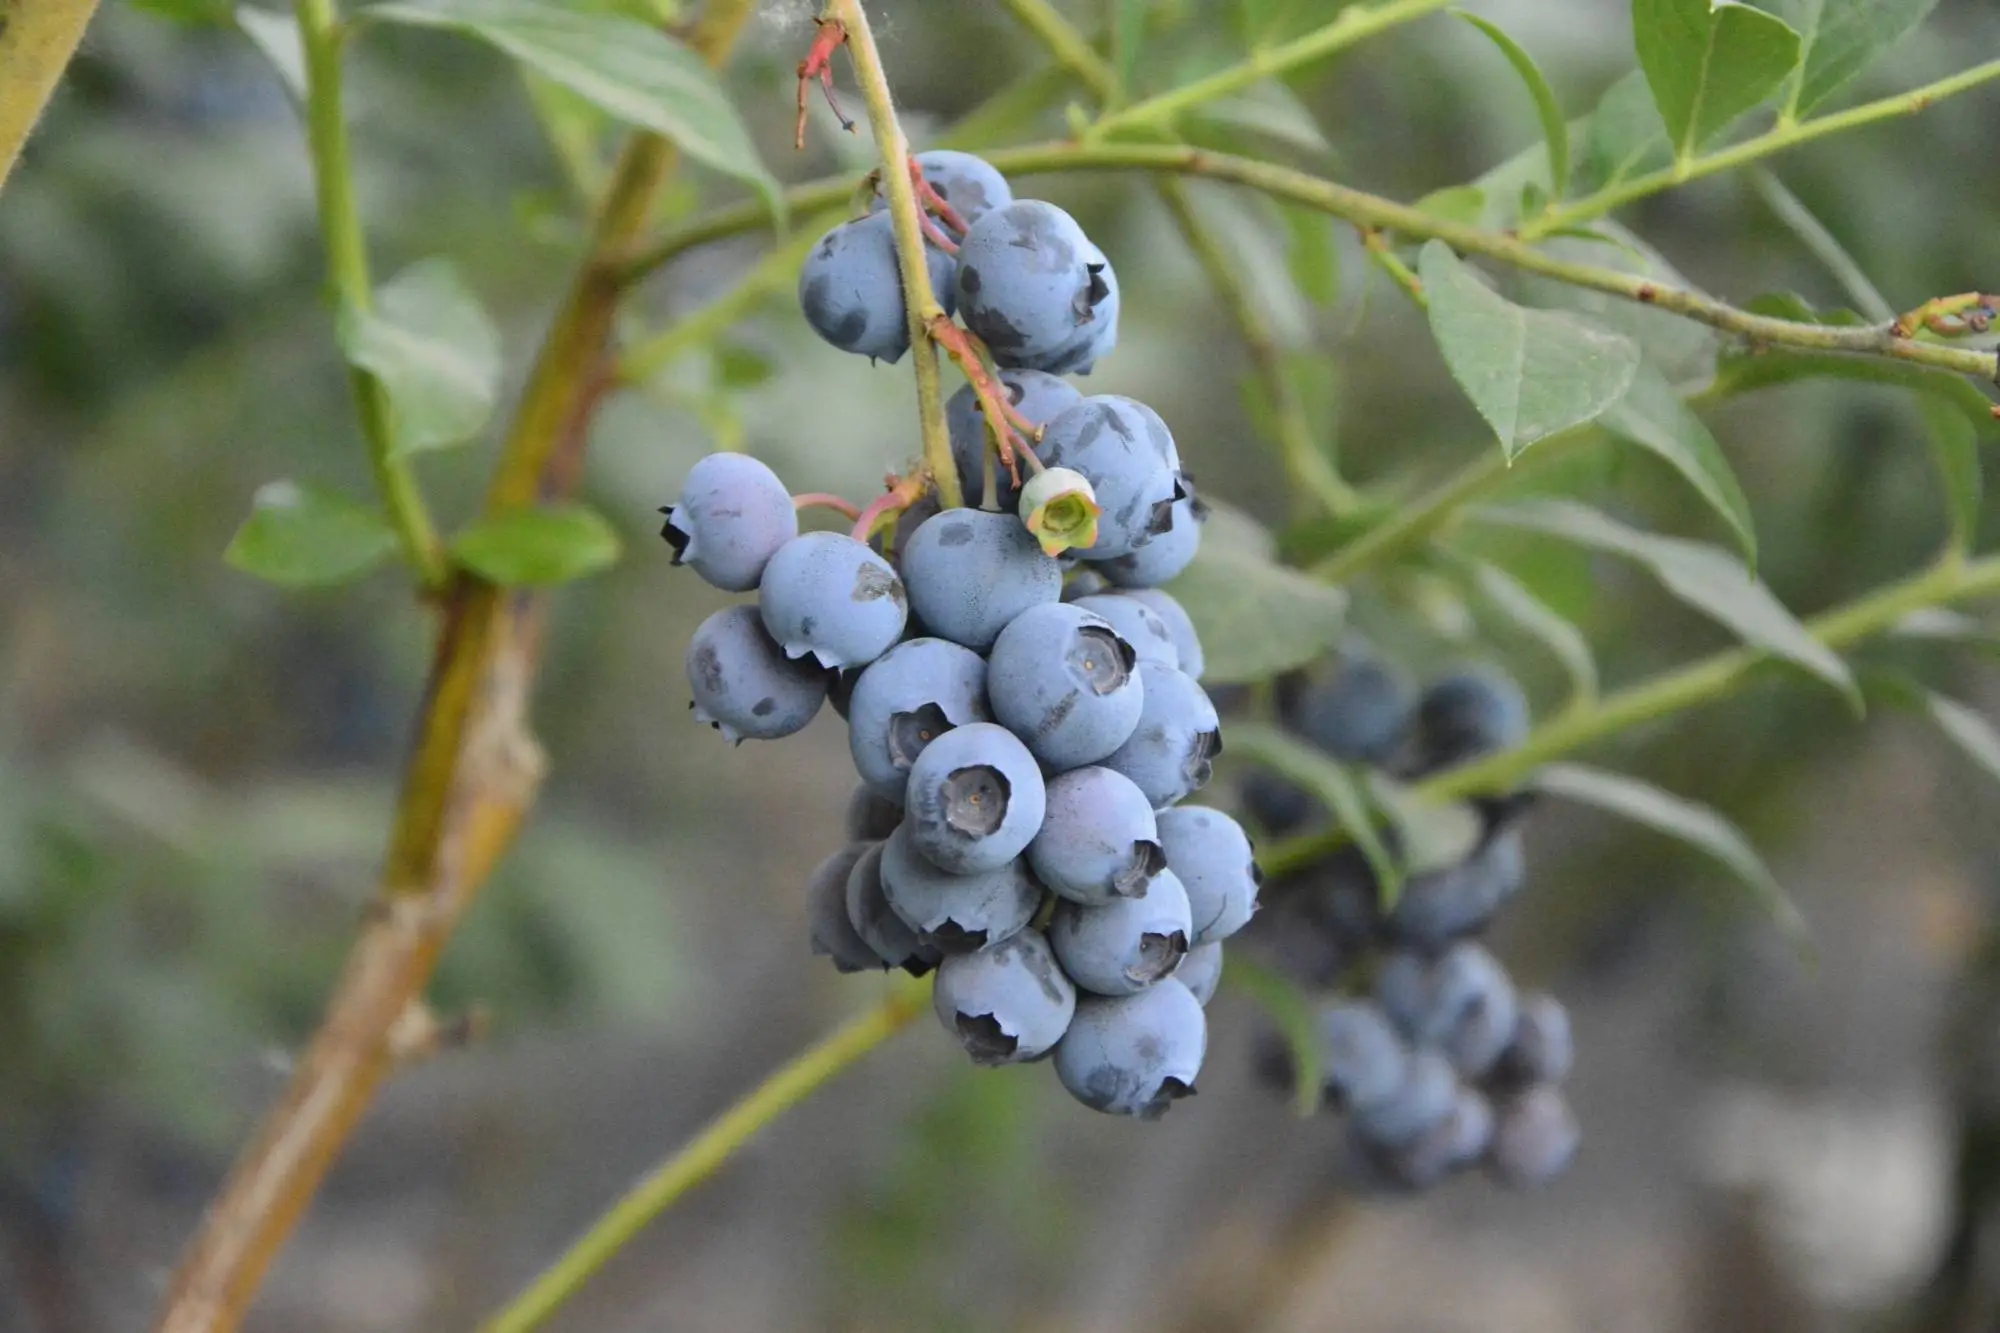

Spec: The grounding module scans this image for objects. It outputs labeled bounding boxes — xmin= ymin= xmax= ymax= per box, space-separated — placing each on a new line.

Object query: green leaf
xmin=1469 ymin=560 xmax=1600 ymax=703
xmin=129 ymin=0 xmax=235 ymax=23
xmin=1600 ymin=362 xmax=1758 ymax=564
xmin=1222 ymin=952 xmax=1323 ymax=1117
xmin=1890 ymin=607 xmax=2000 ymax=652
xmin=1754 ymin=0 xmax=1938 ymax=116
xmin=1236 ymin=0 xmax=1306 ymax=47
xmin=1477 ymin=498 xmax=1858 ymax=704
xmin=1922 ymin=693 xmax=2000 ymax=786
xmin=1223 ymin=723 xmax=1401 ymax=903
xmin=236 ymin=7 xmax=307 ymax=98
xmin=224 ymin=481 xmax=398 ymax=587
xmin=1454 ymin=12 xmax=1571 ymax=201
xmin=1520 ymin=225 xmax=1717 ymax=380
xmin=1164 ymin=545 xmax=1347 ymax=684
xmin=1632 ymin=0 xmax=1801 ymax=159
xmin=1419 ymin=242 xmax=1641 ymax=459
xmin=1536 ymin=762 xmax=1809 ymax=949
xmin=1190 ymin=80 xmax=1332 ymax=155
xmin=1277 ymin=201 xmax=1340 ymax=307
xmin=1916 ymin=392 xmax=1982 ymax=554
xmin=338 ymin=259 xmax=502 ymax=455
xmin=365 ymin=0 xmax=781 ymax=216
xmin=1113 ymin=0 xmax=1148 ymax=100
xmin=451 ymin=503 xmax=623 ymax=586
xmin=1578 ymin=70 xmax=1672 ymax=193
xmin=1413 ymin=185 xmax=1487 ymax=226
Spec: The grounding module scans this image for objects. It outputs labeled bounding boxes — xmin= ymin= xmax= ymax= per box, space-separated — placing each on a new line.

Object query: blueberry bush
xmin=6 ymin=0 xmax=2000 ymax=1327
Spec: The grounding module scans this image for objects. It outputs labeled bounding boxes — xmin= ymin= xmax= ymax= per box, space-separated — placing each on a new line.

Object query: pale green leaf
xmin=1754 ymin=0 xmax=1939 ymax=116
xmin=365 ymin=0 xmax=780 ymax=215
xmin=1224 ymin=723 xmax=1401 ymax=902
xmin=1536 ymin=761 xmax=1809 ymax=949
xmin=338 ymin=259 xmax=502 ymax=454
xmin=1470 ymin=560 xmax=1600 ymax=702
xmin=1476 ymin=498 xmax=1857 ymax=704
xmin=1916 ymin=392 xmax=1982 ymax=554
xmin=235 ymin=7 xmax=307 ymax=98
xmin=1413 ymin=186 xmax=1487 ymax=227
xmin=1278 ymin=200 xmax=1341 ymax=307
xmin=1419 ymin=242 xmax=1640 ymax=458
xmin=224 ymin=481 xmax=398 ymax=587
xmin=1578 ymin=69 xmax=1671 ymax=193
xmin=1520 ymin=226 xmax=1716 ymax=381
xmin=1455 ymin=11 xmax=1571 ymax=201
xmin=1924 ymin=693 xmax=2000 ymax=785
xmin=452 ymin=503 xmax=623 ymax=586
xmin=1164 ymin=545 xmax=1346 ymax=684
xmin=1600 ymin=362 xmax=1758 ymax=564
xmin=1114 ymin=0 xmax=1148 ymax=96
xmin=1633 ymin=0 xmax=1802 ymax=158
xmin=1191 ymin=80 xmax=1332 ymax=155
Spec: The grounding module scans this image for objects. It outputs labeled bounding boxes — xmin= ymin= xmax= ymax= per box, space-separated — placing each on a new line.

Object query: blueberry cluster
xmin=1242 ymin=644 xmax=1580 ymax=1190
xmin=661 ymin=150 xmax=1249 ymax=1120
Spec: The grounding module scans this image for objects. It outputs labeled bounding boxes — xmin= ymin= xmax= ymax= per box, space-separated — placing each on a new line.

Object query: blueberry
xmin=1400 ymin=665 xmax=1531 ymax=777
xmin=1315 ymin=1000 xmax=1409 ymax=1113
xmin=807 ymin=843 xmax=889 ymax=973
xmin=1280 ymin=637 xmax=1416 ymax=765
xmin=1027 ymin=765 xmax=1166 ymax=905
xmin=1177 ymin=941 xmax=1224 ymax=1006
xmin=843 ymin=783 xmax=904 ymax=842
xmin=1038 ymin=254 xmax=1120 ymax=375
xmin=798 ymin=212 xmax=956 ymax=363
xmin=1378 ymin=1085 xmax=1495 ymax=1191
xmin=1487 ymin=1086 xmax=1580 ymax=1189
xmin=1102 ymin=663 xmax=1220 ymax=809
xmin=1350 ymin=1049 xmax=1457 ymax=1149
xmin=899 ymin=509 xmax=1062 ymax=651
xmin=1490 ymin=993 xmax=1574 ymax=1091
xmin=1382 ymin=827 xmax=1526 ymax=952
xmin=955 ymin=201 xmax=1118 ymax=373
xmin=844 ymin=839 xmax=941 ymax=975
xmin=902 ymin=722 xmax=1047 ymax=875
xmin=1049 ymin=866 xmax=1192 ymax=995
xmin=879 ymin=822 xmax=1043 ymax=954
xmin=659 ymin=452 xmax=798 ymax=592
xmin=986 ymin=602 xmax=1145 ymax=771
xmin=1155 ymin=805 xmax=1259 ymax=947
xmin=1053 ymin=978 xmax=1207 ymax=1118
xmin=1121 ymin=589 xmax=1203 ymax=681
xmin=872 ymin=150 xmax=1014 ymax=233
xmin=846 ymin=637 xmax=991 ymax=803
xmin=758 ymin=531 xmax=909 ymax=670
xmin=1375 ymin=942 xmax=1519 ymax=1080
xmin=932 ymin=928 xmax=1076 ymax=1065
xmin=948 ymin=369 xmax=1083 ymax=512
xmin=1099 ymin=487 xmax=1204 ymax=589
xmin=686 ymin=606 xmax=828 ymax=743
xmin=1035 ymin=396 xmax=1182 ymax=559
xmin=1070 ymin=594 xmax=1180 ymax=670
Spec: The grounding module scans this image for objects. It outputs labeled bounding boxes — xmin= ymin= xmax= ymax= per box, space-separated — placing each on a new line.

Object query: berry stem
xmin=827 ymin=0 xmax=965 ymax=509
xmin=926 ymin=314 xmax=1041 ymax=486
xmin=850 ymin=471 xmax=932 ymax=544
xmin=792 ymin=492 xmax=863 ymax=520
xmin=794 ymin=16 xmax=852 ymax=151
xmin=477 ymin=975 xmax=931 ymax=1333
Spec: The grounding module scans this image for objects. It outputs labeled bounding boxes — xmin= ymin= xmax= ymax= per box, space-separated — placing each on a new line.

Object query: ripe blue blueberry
xmin=986 ymin=602 xmax=1145 ymax=771
xmin=1402 ymin=665 xmax=1531 ymax=777
xmin=1027 ymin=765 xmax=1166 ymax=906
xmin=659 ymin=452 xmax=798 ymax=592
xmin=757 ymin=531 xmax=909 ymax=670
xmin=808 ymin=843 xmax=890 ymax=973
xmin=1036 ymin=396 xmax=1182 ymax=559
xmin=1351 ymin=1049 xmax=1457 ymax=1149
xmin=903 ymin=722 xmax=1047 ymax=875
xmin=1282 ymin=637 xmax=1416 ymax=765
xmin=1156 ymin=806 xmax=1259 ymax=947
xmin=872 ymin=150 xmax=1014 ymax=233
xmin=1487 ymin=1086 xmax=1580 ymax=1189
xmin=798 ymin=212 xmax=955 ymax=363
xmin=1315 ymin=1001 xmax=1409 ymax=1113
xmin=1382 ymin=827 xmax=1526 ymax=952
xmin=1037 ymin=254 xmax=1119 ymax=375
xmin=1176 ymin=941 xmax=1224 ymax=1006
xmin=1070 ymin=594 xmax=1180 ymax=670
xmin=879 ymin=823 xmax=1042 ymax=954
xmin=846 ymin=637 xmax=991 ymax=803
xmin=1121 ymin=589 xmax=1203 ymax=681
xmin=844 ymin=840 xmax=940 ymax=976
xmin=949 ymin=370 xmax=1083 ymax=512
xmin=843 ymin=783 xmax=904 ymax=842
xmin=1053 ymin=977 xmax=1207 ymax=1118
xmin=1491 ymin=993 xmax=1574 ymax=1091
xmin=1376 ymin=941 xmax=1519 ymax=1080
xmin=1380 ymin=1085 xmax=1495 ymax=1190
xmin=1049 ymin=866 xmax=1192 ymax=995
xmin=932 ymin=929 xmax=1076 ymax=1065
xmin=1098 ymin=493 xmax=1203 ymax=589
xmin=1102 ymin=663 xmax=1221 ymax=809
xmin=955 ymin=201 xmax=1118 ymax=373
xmin=686 ymin=605 xmax=828 ymax=743
xmin=900 ymin=509 xmax=1062 ymax=651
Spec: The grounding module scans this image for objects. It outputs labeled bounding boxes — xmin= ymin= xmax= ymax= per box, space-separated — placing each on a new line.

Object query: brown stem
xmin=149 ymin=4 xmax=760 ymax=1330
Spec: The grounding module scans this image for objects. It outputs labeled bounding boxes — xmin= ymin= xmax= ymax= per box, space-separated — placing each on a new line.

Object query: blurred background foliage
xmin=3 ymin=1 xmax=1999 ymax=1329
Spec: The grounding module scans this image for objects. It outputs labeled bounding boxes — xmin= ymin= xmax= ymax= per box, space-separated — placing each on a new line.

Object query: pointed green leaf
xmin=1113 ymin=0 xmax=1148 ymax=96
xmin=1754 ymin=0 xmax=1939 ymax=116
xmin=1191 ymin=80 xmax=1332 ymax=155
xmin=1413 ymin=186 xmax=1487 ymax=227
xmin=1536 ymin=762 xmax=1809 ymax=948
xmin=1454 ymin=12 xmax=1571 ymax=200
xmin=452 ymin=503 xmax=622 ymax=586
xmin=1223 ymin=723 xmax=1401 ymax=902
xmin=1633 ymin=0 xmax=1801 ymax=159
xmin=1469 ymin=560 xmax=1600 ymax=702
xmin=1476 ymin=498 xmax=1858 ymax=704
xmin=1916 ymin=392 xmax=1982 ymax=554
xmin=1222 ymin=952 xmax=1323 ymax=1117
xmin=1164 ymin=545 xmax=1347 ymax=684
xmin=1277 ymin=201 xmax=1341 ymax=307
xmin=1923 ymin=693 xmax=2000 ymax=785
xmin=236 ymin=7 xmax=307 ymax=98
xmin=1600 ymin=362 xmax=1758 ymax=564
xmin=1578 ymin=69 xmax=1672 ymax=192
xmin=225 ymin=482 xmax=398 ymax=587
xmin=338 ymin=259 xmax=502 ymax=455
xmin=1419 ymin=242 xmax=1640 ymax=459
xmin=365 ymin=0 xmax=781 ymax=216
